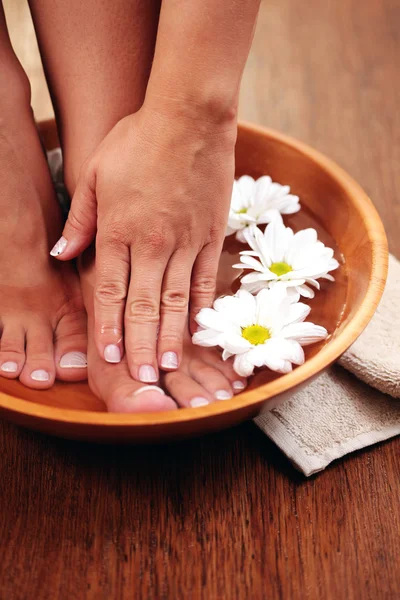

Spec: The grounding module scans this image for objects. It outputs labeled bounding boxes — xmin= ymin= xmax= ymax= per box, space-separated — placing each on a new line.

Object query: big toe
xmin=107 ymin=385 xmax=178 ymax=413
xmin=55 ymin=310 xmax=88 ymax=382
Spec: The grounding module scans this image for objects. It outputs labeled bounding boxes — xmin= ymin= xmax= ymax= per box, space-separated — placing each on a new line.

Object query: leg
xmin=29 ymin=0 xmax=247 ymax=410
xmin=0 ymin=2 xmax=87 ymax=388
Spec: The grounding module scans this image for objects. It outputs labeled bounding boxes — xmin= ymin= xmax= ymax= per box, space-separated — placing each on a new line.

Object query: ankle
xmin=0 ymin=60 xmax=32 ymax=123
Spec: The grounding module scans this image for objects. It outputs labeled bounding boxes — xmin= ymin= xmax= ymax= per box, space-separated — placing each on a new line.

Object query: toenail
xmin=104 ymin=344 xmax=121 ymax=363
xmin=31 ymin=369 xmax=50 ymax=382
xmin=50 ymin=236 xmax=68 ymax=257
xmin=1 ymin=361 xmax=18 ymax=373
xmin=133 ymin=385 xmax=165 ymax=397
xmin=59 ymin=351 xmax=88 ymax=369
xmin=233 ymin=380 xmax=246 ymax=391
xmin=190 ymin=397 xmax=210 ymax=408
xmin=215 ymin=390 xmax=233 ymax=400
xmin=138 ymin=365 xmax=158 ymax=383
xmin=160 ymin=351 xmax=178 ymax=369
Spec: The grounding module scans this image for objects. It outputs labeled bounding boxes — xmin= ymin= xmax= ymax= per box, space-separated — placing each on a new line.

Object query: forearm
xmin=145 ymin=0 xmax=261 ymax=125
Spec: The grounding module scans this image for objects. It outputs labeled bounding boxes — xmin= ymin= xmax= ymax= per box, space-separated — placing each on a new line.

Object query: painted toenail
xmin=233 ymin=380 xmax=246 ymax=391
xmin=160 ymin=351 xmax=178 ymax=369
xmin=31 ymin=369 xmax=50 ymax=382
xmin=215 ymin=390 xmax=233 ymax=400
xmin=50 ymin=236 xmax=68 ymax=257
xmin=133 ymin=385 xmax=165 ymax=397
xmin=190 ymin=397 xmax=210 ymax=407
xmin=138 ymin=365 xmax=158 ymax=383
xmin=59 ymin=351 xmax=88 ymax=369
xmin=1 ymin=361 xmax=18 ymax=373
xmin=104 ymin=344 xmax=121 ymax=363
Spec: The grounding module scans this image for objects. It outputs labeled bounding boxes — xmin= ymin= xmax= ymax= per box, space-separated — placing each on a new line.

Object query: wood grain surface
xmin=1 ymin=0 xmax=400 ymax=598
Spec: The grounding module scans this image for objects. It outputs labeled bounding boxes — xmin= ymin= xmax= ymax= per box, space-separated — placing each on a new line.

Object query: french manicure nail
xmin=133 ymin=385 xmax=165 ymax=397
xmin=233 ymin=380 xmax=246 ymax=391
xmin=31 ymin=369 xmax=50 ymax=382
xmin=104 ymin=344 xmax=121 ymax=363
xmin=1 ymin=361 xmax=18 ymax=373
xmin=50 ymin=236 xmax=68 ymax=257
xmin=138 ymin=365 xmax=158 ymax=383
xmin=59 ymin=351 xmax=88 ymax=369
xmin=160 ymin=351 xmax=178 ymax=369
xmin=215 ymin=390 xmax=233 ymax=400
xmin=190 ymin=397 xmax=210 ymax=408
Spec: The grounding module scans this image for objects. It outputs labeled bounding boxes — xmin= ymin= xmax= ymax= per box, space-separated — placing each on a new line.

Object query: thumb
xmin=50 ymin=159 xmax=97 ymax=260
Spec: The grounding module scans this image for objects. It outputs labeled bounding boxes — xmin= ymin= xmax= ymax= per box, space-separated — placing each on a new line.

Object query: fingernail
xmin=1 ymin=361 xmax=18 ymax=373
xmin=233 ymin=380 xmax=246 ymax=391
xmin=138 ymin=365 xmax=158 ymax=383
xmin=215 ymin=390 xmax=233 ymax=400
xmin=31 ymin=369 xmax=50 ymax=382
xmin=59 ymin=351 xmax=88 ymax=369
xmin=160 ymin=351 xmax=178 ymax=369
xmin=50 ymin=236 xmax=68 ymax=257
xmin=104 ymin=344 xmax=121 ymax=363
xmin=133 ymin=385 xmax=165 ymax=397
xmin=190 ymin=397 xmax=210 ymax=408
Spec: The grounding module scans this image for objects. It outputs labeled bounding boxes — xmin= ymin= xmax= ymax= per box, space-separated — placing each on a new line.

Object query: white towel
xmin=255 ymin=255 xmax=400 ymax=476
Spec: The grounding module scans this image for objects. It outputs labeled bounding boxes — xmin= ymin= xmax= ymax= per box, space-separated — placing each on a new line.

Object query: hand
xmin=51 ymin=106 xmax=236 ymax=382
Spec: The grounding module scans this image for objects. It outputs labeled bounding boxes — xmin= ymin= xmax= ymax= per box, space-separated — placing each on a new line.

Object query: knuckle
xmin=191 ymin=275 xmax=216 ymax=299
xmin=143 ymin=230 xmax=171 ymax=255
xmin=67 ymin=207 xmax=92 ymax=233
xmin=127 ymin=342 xmax=156 ymax=360
xmin=161 ymin=290 xmax=189 ymax=313
xmin=95 ymin=280 xmax=127 ymax=306
xmin=126 ymin=298 xmax=159 ymax=323
xmin=159 ymin=331 xmax=182 ymax=344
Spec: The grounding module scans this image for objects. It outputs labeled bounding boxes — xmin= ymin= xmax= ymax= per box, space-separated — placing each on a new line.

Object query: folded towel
xmin=255 ymin=254 xmax=400 ymax=476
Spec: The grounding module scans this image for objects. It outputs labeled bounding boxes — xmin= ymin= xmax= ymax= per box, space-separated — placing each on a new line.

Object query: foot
xmin=0 ymin=101 xmax=88 ymax=389
xmin=79 ymin=247 xmax=178 ymax=412
xmin=162 ymin=331 xmax=247 ymax=408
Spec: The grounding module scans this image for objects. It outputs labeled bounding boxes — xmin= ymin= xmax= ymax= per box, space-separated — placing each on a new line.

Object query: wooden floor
xmin=1 ymin=0 xmax=400 ymax=598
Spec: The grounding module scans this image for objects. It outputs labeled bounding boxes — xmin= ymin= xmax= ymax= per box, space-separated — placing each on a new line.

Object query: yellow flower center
xmin=242 ymin=324 xmax=271 ymax=345
xmin=236 ymin=208 xmax=248 ymax=214
xmin=269 ymin=261 xmax=292 ymax=276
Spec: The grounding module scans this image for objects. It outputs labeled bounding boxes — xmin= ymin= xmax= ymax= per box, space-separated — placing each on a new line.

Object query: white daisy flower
xmin=192 ymin=287 xmax=328 ymax=377
xmin=234 ymin=220 xmax=339 ymax=299
xmin=226 ymin=175 xmax=300 ymax=242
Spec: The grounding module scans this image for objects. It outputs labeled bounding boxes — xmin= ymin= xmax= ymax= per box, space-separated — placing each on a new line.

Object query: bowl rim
xmin=0 ymin=121 xmax=388 ymax=428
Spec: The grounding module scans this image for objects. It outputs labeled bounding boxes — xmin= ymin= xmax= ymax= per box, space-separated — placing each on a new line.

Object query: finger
xmin=94 ymin=236 xmax=130 ymax=364
xmin=158 ymin=249 xmax=195 ymax=372
xmin=189 ymin=242 xmax=221 ymax=334
xmin=50 ymin=158 xmax=97 ymax=260
xmin=125 ymin=242 xmax=171 ymax=383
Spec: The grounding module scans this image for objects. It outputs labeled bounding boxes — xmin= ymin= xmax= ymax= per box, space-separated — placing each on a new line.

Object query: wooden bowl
xmin=0 ymin=121 xmax=388 ymax=442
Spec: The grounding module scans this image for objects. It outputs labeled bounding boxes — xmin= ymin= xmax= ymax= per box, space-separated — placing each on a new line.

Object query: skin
xmin=0 ymin=0 xmax=248 ymax=409
xmin=0 ymin=3 xmax=87 ymax=389
xmin=49 ymin=0 xmax=261 ymax=384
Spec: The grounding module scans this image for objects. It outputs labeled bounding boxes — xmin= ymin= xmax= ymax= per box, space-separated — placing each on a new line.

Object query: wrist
xmin=144 ymin=86 xmax=238 ymax=136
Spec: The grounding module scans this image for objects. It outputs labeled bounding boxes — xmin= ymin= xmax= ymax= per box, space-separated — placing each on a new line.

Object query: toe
xmin=0 ymin=320 xmax=25 ymax=379
xmin=202 ymin=351 xmax=247 ymax=394
xmin=55 ymin=310 xmax=88 ymax=382
xmin=188 ymin=358 xmax=234 ymax=402
xmin=19 ymin=320 xmax=55 ymax=389
xmin=108 ymin=385 xmax=178 ymax=413
xmin=163 ymin=371 xmax=214 ymax=408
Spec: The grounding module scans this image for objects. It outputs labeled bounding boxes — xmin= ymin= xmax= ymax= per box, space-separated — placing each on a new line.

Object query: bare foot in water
xmin=0 ymin=90 xmax=87 ymax=389
xmin=161 ymin=333 xmax=247 ymax=408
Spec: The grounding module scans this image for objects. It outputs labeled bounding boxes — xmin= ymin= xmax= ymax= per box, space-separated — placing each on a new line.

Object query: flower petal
xmin=233 ymin=352 xmax=255 ymax=377
xmin=281 ymin=322 xmax=328 ymax=345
